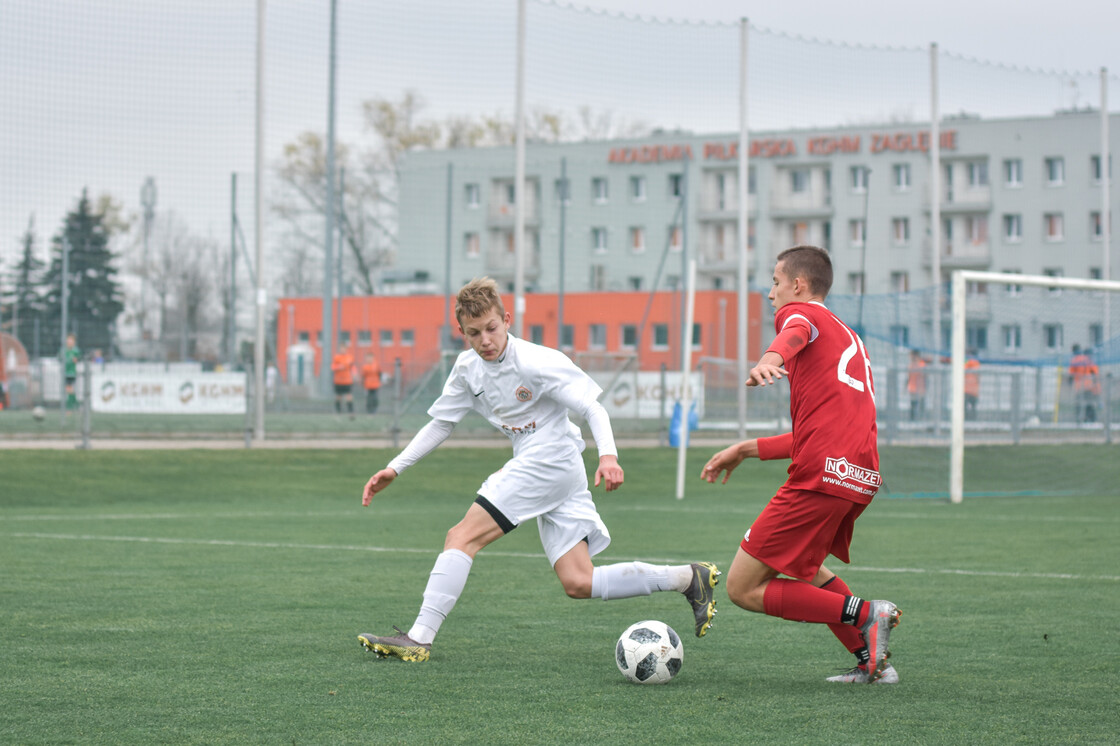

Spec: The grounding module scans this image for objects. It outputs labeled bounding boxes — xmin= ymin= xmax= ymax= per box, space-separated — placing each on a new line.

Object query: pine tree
xmin=39 ymin=190 xmax=124 ymax=355
xmin=3 ymin=215 xmax=47 ymax=356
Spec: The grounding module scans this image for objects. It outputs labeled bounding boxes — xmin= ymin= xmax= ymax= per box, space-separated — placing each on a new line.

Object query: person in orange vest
xmin=907 ymin=349 xmax=927 ymax=422
xmin=1069 ymin=345 xmax=1101 ymax=424
xmin=964 ymin=350 xmax=981 ymax=421
xmin=331 ymin=344 xmax=356 ymax=419
xmin=361 ymin=353 xmax=382 ymax=414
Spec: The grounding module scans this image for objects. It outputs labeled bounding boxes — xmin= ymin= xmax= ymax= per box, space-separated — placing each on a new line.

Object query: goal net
xmin=948 ymin=270 xmax=1120 ymax=502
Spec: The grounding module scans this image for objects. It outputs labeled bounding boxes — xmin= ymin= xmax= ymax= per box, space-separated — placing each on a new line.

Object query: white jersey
xmin=428 ymin=335 xmax=603 ymax=462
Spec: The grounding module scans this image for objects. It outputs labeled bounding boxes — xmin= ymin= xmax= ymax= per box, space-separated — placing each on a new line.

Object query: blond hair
xmin=455 ymin=277 xmax=505 ymax=325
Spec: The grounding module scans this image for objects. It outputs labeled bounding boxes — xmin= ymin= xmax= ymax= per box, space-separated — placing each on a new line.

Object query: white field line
xmin=5 ymin=530 xmax=1119 ymax=582
xmin=0 ymin=507 xmax=1115 ymax=524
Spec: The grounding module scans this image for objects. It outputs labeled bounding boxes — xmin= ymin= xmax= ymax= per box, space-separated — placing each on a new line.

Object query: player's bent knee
xmin=560 ymin=577 xmax=591 ymax=599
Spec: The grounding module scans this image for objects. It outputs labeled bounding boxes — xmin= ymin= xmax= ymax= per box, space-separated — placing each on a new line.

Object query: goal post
xmin=949 ymin=269 xmax=1120 ymax=503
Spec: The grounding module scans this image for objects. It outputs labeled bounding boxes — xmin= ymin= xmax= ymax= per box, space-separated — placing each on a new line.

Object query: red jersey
xmin=771 ymin=301 xmax=880 ymax=504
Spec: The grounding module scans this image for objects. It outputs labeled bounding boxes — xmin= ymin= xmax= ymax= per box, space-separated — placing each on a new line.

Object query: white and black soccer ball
xmin=31 ymin=405 xmax=46 ymax=422
xmin=615 ymin=619 xmax=683 ymax=684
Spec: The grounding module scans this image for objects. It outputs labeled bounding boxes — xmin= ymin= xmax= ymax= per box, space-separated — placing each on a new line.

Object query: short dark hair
xmin=456 ymin=277 xmax=505 ymax=325
xmin=776 ymin=245 xmax=833 ymax=297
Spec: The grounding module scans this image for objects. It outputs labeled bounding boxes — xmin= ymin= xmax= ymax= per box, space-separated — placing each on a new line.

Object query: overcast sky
xmin=586 ymin=0 xmax=1120 ymax=75
xmin=3 ymin=0 xmax=1118 ymax=280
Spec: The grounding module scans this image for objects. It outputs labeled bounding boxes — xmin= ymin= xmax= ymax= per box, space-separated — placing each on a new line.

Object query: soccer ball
xmin=615 ymin=620 xmax=683 ymax=684
xmin=31 ymin=405 xmax=46 ymax=422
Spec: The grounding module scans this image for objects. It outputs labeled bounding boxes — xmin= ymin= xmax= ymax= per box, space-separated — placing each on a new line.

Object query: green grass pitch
xmin=1 ymin=446 xmax=1117 ymax=744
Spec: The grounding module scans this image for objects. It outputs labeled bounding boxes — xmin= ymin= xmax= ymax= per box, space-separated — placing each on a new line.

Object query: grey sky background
xmin=3 ymin=0 xmax=1118 ymax=284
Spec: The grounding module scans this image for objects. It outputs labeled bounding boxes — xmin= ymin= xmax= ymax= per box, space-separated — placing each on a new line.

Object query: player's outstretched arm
xmin=746 ymin=351 xmax=788 ymax=387
xmin=362 ymin=467 xmax=398 ymax=506
xmin=594 ymin=454 xmax=624 ymax=492
xmin=700 ymin=440 xmax=760 ymax=484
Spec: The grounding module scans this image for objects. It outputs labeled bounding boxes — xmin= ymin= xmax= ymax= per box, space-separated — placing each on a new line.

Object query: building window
xmin=1003 ymin=214 xmax=1022 ymax=242
xmin=339 ymin=331 xmax=351 ymax=346
xmin=1003 ymin=158 xmax=1023 ymax=187
xmin=464 ymin=232 xmax=480 ymax=258
xmin=668 ymin=226 xmax=682 ymax=253
xmin=966 ymin=216 xmax=988 ymax=244
xmin=400 ymin=330 xmax=414 ymax=347
xmin=1091 ymin=211 xmax=1103 ymax=240
xmin=1044 ymin=213 xmax=1064 ymax=241
xmin=627 ymin=276 xmax=643 ymax=291
xmin=529 ymin=324 xmax=544 ymax=345
xmin=790 ymin=168 xmax=810 ymax=194
xmin=890 ymin=325 xmax=910 ymax=347
xmin=791 ymin=222 xmax=809 ymax=245
xmin=1045 ymin=157 xmax=1064 ymax=186
xmin=892 ymin=217 xmax=910 ymax=245
xmin=848 ymin=272 xmax=865 ymax=294
xmin=464 ymin=183 xmax=480 ymax=208
xmin=592 ymin=227 xmax=608 ymax=253
xmin=1003 ymin=270 xmax=1023 ymax=296
xmin=890 ymin=271 xmax=910 ymax=292
xmin=1089 ymin=323 xmax=1103 ymax=347
xmin=505 ymin=182 xmax=516 ymax=205
xmin=380 ymin=329 xmax=393 ymax=346
xmin=630 ymin=175 xmax=647 ymax=202
xmin=590 ymin=264 xmax=606 ymax=291
xmin=892 ymin=163 xmax=911 ymax=191
xmin=1091 ymin=154 xmax=1111 ymax=184
xmin=848 ymin=219 xmax=865 ymax=247
xmin=967 ymin=325 xmax=989 ymax=351
xmin=620 ymin=324 xmax=638 ymax=349
xmin=630 ymin=226 xmax=646 ymax=254
xmin=748 ymin=166 xmax=757 ymax=195
xmin=298 ymin=331 xmax=310 ymax=343
xmin=668 ymin=173 xmax=683 ymax=198
xmin=850 ymin=166 xmax=869 ymax=192
xmin=591 ymin=177 xmax=609 ymax=204
xmin=560 ymin=324 xmax=574 ymax=348
xmin=358 ymin=330 xmax=371 ymax=346
xmin=691 ymin=323 xmax=702 ymax=350
xmin=554 ymin=178 xmax=570 ymax=204
xmin=1002 ymin=324 xmax=1022 ymax=353
xmin=967 ymin=161 xmax=989 ymax=187
xmin=1043 ymin=268 xmax=1063 ymax=297
xmin=1044 ymin=324 xmax=1063 ymax=352
xmin=1089 ymin=267 xmax=1103 ymax=280
xmin=589 ymin=323 xmax=607 ymax=350
xmin=652 ymin=323 xmax=670 ymax=350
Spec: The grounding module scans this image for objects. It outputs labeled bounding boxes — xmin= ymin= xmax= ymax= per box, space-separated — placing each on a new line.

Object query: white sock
xmin=591 ymin=562 xmax=693 ymax=601
xmin=408 ymin=549 xmax=473 ymax=644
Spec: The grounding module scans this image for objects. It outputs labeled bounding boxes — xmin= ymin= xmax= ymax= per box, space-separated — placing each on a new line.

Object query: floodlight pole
xmin=59 ymin=237 xmax=69 ymax=427
xmin=737 ymin=17 xmax=750 ymax=440
xmin=513 ymin=0 xmax=527 ymax=338
xmin=253 ymin=0 xmax=266 ymax=441
xmin=930 ymin=43 xmax=942 ymax=350
xmin=1102 ymin=68 xmax=1111 ymax=348
xmin=320 ymin=0 xmax=338 ymax=397
xmin=140 ymin=176 xmax=157 ymax=355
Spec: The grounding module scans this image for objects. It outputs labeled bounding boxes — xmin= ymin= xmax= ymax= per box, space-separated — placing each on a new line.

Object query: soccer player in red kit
xmin=701 ymin=245 xmax=901 ymax=684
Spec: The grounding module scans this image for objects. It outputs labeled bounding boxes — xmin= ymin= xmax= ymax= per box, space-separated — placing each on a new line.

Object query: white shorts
xmin=477 ymin=454 xmax=611 ymax=566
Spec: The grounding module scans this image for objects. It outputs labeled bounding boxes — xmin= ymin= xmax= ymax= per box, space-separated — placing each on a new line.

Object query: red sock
xmin=763 ymin=578 xmax=848 ymax=625
xmin=819 ymin=576 xmax=867 ymax=654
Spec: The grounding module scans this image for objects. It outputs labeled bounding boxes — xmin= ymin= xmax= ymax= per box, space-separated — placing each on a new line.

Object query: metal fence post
xmin=1010 ymin=370 xmax=1022 ymax=445
xmin=78 ymin=359 xmax=92 ymax=450
xmin=392 ymin=357 xmax=402 ymax=449
xmin=244 ymin=364 xmax=253 ymax=449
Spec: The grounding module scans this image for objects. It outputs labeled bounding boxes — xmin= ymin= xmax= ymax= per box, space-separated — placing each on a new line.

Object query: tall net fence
xmin=1 ymin=0 xmax=1117 ymax=466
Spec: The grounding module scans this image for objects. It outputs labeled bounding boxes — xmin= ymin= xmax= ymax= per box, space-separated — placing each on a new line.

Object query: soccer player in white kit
xmin=358 ymin=277 xmax=719 ymax=661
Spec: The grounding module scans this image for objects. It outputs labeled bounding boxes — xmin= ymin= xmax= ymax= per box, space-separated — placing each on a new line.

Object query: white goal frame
xmin=949 ymin=270 xmax=1120 ymax=503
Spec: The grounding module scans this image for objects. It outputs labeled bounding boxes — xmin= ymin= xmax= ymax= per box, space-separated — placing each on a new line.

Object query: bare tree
xmin=143 ymin=212 xmax=221 ymax=360
xmin=271 ymin=90 xmax=651 ymax=297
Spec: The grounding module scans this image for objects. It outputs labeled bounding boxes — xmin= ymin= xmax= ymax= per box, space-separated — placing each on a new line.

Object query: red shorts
xmin=739 ymin=487 xmax=867 ymax=582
